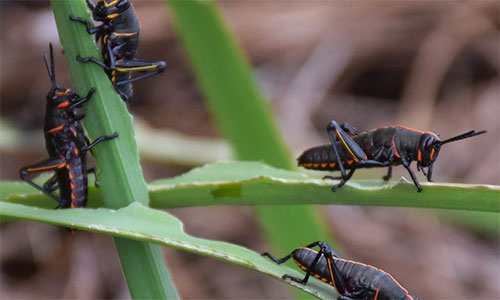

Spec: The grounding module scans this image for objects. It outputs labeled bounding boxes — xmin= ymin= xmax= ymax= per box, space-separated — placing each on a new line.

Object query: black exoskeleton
xmin=262 ymin=241 xmax=418 ymax=300
xmin=70 ymin=0 xmax=166 ymax=102
xmin=298 ymin=121 xmax=487 ymax=192
xmin=19 ymin=44 xmax=117 ymax=209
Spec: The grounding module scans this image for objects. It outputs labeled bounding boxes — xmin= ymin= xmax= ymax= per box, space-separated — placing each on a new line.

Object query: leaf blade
xmin=0 ymin=201 xmax=337 ymax=300
xmin=50 ymin=1 xmax=178 ymax=298
xmin=3 ymin=161 xmax=499 ymax=212
xmin=148 ymin=161 xmax=500 ymax=212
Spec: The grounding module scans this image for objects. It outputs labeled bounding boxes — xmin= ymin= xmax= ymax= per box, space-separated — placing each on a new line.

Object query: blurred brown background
xmin=1 ymin=1 xmax=499 ymax=299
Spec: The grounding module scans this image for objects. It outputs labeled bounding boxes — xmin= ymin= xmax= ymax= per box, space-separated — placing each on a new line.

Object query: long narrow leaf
xmin=166 ymin=4 xmax=333 ymax=298
xmin=4 ymin=162 xmax=498 ymax=212
xmin=148 ymin=162 xmax=500 ymax=212
xmin=50 ymin=1 xmax=178 ymax=298
xmin=0 ymin=201 xmax=337 ymax=300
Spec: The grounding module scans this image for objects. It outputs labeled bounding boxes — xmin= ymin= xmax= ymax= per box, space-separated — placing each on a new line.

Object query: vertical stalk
xmin=166 ymin=2 xmax=333 ymax=298
xmin=51 ymin=0 xmax=178 ymax=298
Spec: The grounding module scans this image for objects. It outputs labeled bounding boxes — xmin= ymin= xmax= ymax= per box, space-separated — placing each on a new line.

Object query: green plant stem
xmin=166 ymin=3 xmax=332 ymax=298
xmin=50 ymin=0 xmax=178 ymax=298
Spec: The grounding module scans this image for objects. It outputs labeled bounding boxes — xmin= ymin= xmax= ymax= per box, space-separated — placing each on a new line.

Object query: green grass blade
xmin=166 ymin=4 xmax=332 ymax=297
xmin=4 ymin=161 xmax=498 ymax=212
xmin=50 ymin=1 xmax=178 ymax=298
xmin=147 ymin=161 xmax=500 ymax=212
xmin=166 ymin=2 xmax=291 ymax=168
xmin=0 ymin=201 xmax=338 ymax=300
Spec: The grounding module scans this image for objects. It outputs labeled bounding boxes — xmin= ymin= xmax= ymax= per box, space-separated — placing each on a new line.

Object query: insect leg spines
xmin=116 ymin=62 xmax=167 ymax=84
xmin=43 ymin=173 xmax=59 ymax=192
xmin=69 ymin=88 xmax=95 ymax=110
xmin=260 ymin=252 xmax=292 ymax=264
xmin=339 ymin=122 xmax=361 ymax=137
xmin=383 ymin=166 xmax=393 ymax=181
xmin=316 ymin=242 xmax=347 ymax=294
xmin=69 ymin=16 xmax=103 ymax=35
xmin=76 ymin=55 xmax=111 ymax=70
xmin=262 ymin=246 xmax=325 ymax=286
xmin=282 ymin=248 xmax=325 ymax=285
xmin=113 ymin=59 xmax=167 ymax=85
xmin=401 ymin=157 xmax=422 ymax=192
xmin=263 ymin=242 xmax=348 ymax=295
xmin=19 ymin=157 xmax=68 ymax=206
xmin=324 ymin=168 xmax=356 ymax=191
xmin=326 ymin=121 xmax=367 ymax=191
xmin=81 ymin=132 xmax=118 ymax=154
xmin=327 ymin=121 xmax=367 ymax=162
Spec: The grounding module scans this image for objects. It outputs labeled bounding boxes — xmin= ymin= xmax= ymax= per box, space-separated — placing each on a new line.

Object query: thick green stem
xmin=50 ymin=0 xmax=178 ymax=298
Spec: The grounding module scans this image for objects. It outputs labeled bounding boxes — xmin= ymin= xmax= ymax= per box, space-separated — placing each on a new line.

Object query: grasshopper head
xmin=416 ymin=130 xmax=487 ymax=180
xmin=417 ymin=132 xmax=441 ymax=168
xmin=93 ymin=0 xmax=130 ymax=22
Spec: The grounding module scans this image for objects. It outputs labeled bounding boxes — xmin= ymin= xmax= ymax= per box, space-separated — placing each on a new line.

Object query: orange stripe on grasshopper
xmin=57 ymin=101 xmax=70 ymax=109
xmin=397 ymin=126 xmax=424 ymax=134
xmin=27 ymin=162 xmax=67 ymax=172
xmin=336 ymin=129 xmax=360 ymax=162
xmin=55 ymin=88 xmax=71 ymax=96
xmin=374 ymin=283 xmax=381 ymax=300
xmin=392 ymin=137 xmax=401 ymax=158
xmin=47 ymin=125 xmax=64 ymax=133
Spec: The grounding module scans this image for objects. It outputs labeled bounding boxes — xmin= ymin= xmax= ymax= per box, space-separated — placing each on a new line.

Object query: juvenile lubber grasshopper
xmin=70 ymin=0 xmax=166 ymax=102
xmin=262 ymin=241 xmax=418 ymax=300
xmin=19 ymin=44 xmax=117 ymax=209
xmin=298 ymin=120 xmax=487 ymax=192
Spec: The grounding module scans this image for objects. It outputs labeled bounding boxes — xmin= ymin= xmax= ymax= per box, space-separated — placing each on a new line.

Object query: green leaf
xmin=166 ymin=1 xmax=292 ymax=168
xmin=3 ymin=161 xmax=498 ymax=213
xmin=166 ymin=5 xmax=333 ymax=298
xmin=0 ymin=201 xmax=337 ymax=300
xmin=50 ymin=0 xmax=178 ymax=298
xmin=148 ymin=162 xmax=500 ymax=212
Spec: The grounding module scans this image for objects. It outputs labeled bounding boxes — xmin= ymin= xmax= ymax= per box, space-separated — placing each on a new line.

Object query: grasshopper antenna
xmin=44 ymin=43 xmax=57 ymax=90
xmin=440 ymin=130 xmax=487 ymax=145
